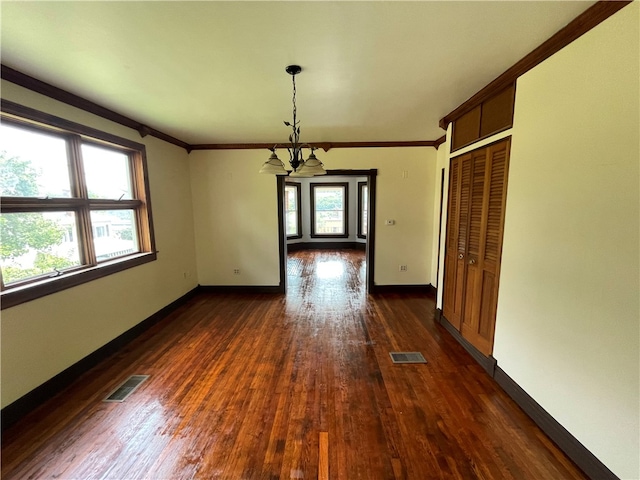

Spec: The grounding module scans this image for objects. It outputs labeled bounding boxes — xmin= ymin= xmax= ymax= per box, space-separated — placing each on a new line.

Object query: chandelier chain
xmin=292 ymin=74 xmax=297 ymax=132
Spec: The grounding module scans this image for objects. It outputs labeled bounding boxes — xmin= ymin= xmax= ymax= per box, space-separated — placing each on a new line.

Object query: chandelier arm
xmin=260 ymin=65 xmax=325 ymax=175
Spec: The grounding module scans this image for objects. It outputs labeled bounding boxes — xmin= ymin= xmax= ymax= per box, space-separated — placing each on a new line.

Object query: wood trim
xmin=1 ymin=100 xmax=146 ymax=151
xmin=0 ymin=286 xmax=199 ymax=430
xmin=1 ymin=66 xmax=192 ymax=152
xmin=371 ymin=284 xmax=435 ymax=296
xmin=284 ymin=181 xmax=303 ymax=240
xmin=278 ymin=169 xmax=377 ymax=294
xmin=198 ymin=285 xmax=284 ymax=294
xmin=439 ymin=1 xmax=633 ymax=129
xmin=437 ymin=305 xmax=617 ymax=479
xmin=1 ymin=253 xmax=157 ymax=310
xmin=326 ymin=169 xmax=375 ymax=177
xmin=357 ymin=181 xmax=368 ymax=239
xmin=0 ymin=102 xmax=158 ymax=308
xmin=277 ymin=176 xmax=287 ymax=292
xmin=494 ymin=367 xmax=618 ymax=480
xmin=1 ymin=71 xmax=440 ymax=152
xmin=434 ymin=135 xmax=447 ymax=148
xmin=366 ymin=172 xmax=377 ymax=293
xmin=287 ymin=242 xmax=366 ymax=252
xmin=438 ymin=312 xmax=497 ymax=377
xmin=435 ymin=168 xmax=445 ymax=289
xmin=190 ymin=140 xmax=440 ymax=152
xmin=310 ymin=182 xmax=349 ymax=238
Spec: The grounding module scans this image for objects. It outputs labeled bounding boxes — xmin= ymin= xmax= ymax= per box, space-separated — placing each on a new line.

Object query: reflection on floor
xmin=1 ymin=249 xmax=586 ymax=479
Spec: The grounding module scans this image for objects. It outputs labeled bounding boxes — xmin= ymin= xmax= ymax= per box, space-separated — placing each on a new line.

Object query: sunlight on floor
xmin=316 ymin=261 xmax=344 ymax=279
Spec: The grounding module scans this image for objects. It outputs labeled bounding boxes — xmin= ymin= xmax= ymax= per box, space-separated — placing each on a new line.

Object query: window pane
xmin=314 ymin=185 xmax=345 ymax=235
xmin=82 ymin=144 xmax=133 ymax=200
xmin=361 ymin=185 xmax=368 ymax=235
xmin=286 ymin=211 xmax=298 ymax=236
xmin=285 ymin=185 xmax=299 ymax=237
xmin=315 ymin=186 xmax=344 ymax=211
xmin=285 ymin=186 xmax=297 ymax=211
xmin=316 ymin=211 xmax=344 ymax=234
xmin=1 ymin=211 xmax=81 ymax=284
xmin=91 ymin=210 xmax=139 ymax=261
xmin=0 ymin=123 xmax=71 ymax=197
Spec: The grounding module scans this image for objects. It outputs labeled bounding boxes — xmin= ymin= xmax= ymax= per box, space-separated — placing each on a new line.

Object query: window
xmin=310 ymin=183 xmax=348 ymax=238
xmin=285 ymin=182 xmax=302 ymax=239
xmin=358 ymin=182 xmax=368 ymax=239
xmin=0 ymin=101 xmax=156 ymax=309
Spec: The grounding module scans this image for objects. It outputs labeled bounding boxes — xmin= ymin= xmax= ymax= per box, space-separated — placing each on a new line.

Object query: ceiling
xmin=1 ymin=1 xmax=596 ymax=146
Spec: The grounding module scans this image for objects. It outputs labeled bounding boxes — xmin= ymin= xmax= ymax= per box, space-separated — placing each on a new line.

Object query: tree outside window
xmin=0 ymin=102 xmax=155 ymax=309
xmin=311 ymin=183 xmax=348 ymax=238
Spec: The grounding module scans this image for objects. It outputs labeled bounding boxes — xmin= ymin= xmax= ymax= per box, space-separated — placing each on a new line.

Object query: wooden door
xmin=461 ymin=140 xmax=510 ymax=355
xmin=442 ymin=153 xmax=472 ymax=330
xmin=443 ymin=138 xmax=510 ymax=356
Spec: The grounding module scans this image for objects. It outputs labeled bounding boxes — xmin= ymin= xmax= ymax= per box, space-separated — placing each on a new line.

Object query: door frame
xmin=277 ymin=169 xmax=378 ymax=293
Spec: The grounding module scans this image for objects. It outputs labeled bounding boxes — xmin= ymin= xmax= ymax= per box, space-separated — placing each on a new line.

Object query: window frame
xmin=310 ymin=182 xmax=349 ymax=238
xmin=357 ymin=181 xmax=368 ymax=239
xmin=0 ymin=100 xmax=156 ymax=309
xmin=284 ymin=182 xmax=302 ymax=240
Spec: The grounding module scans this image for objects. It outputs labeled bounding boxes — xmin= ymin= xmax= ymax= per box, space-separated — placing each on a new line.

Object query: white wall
xmin=492 ymin=5 xmax=639 ymax=478
xmin=0 ymin=81 xmax=199 ymax=408
xmin=190 ymin=147 xmax=438 ymax=287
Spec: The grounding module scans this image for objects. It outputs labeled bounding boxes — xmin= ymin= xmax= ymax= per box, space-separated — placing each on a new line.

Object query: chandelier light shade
xmin=259 ymin=150 xmax=288 ymax=175
xmin=259 ymin=65 xmax=327 ymax=177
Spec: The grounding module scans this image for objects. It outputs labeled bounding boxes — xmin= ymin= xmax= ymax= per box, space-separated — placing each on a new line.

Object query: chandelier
xmin=259 ymin=65 xmax=326 ymax=177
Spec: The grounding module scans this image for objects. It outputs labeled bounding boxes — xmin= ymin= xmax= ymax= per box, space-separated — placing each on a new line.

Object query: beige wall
xmin=0 ymin=82 xmax=199 ymax=408
xmin=190 ymin=147 xmax=438 ymax=287
xmin=434 ymin=6 xmax=639 ymax=477
xmin=492 ymin=5 xmax=639 ymax=478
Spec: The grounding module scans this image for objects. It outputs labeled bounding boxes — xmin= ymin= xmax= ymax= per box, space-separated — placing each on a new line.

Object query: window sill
xmin=1 ymin=252 xmax=157 ymax=310
xmin=310 ymin=234 xmax=350 ymax=239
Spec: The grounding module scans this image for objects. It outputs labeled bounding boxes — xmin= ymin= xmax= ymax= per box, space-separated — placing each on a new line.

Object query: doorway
xmin=277 ymin=169 xmax=378 ymax=294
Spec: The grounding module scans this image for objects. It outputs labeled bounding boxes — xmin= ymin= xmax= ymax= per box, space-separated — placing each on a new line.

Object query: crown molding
xmin=190 ymin=140 xmax=440 ymax=152
xmin=1 ymin=65 xmax=193 ymax=152
xmin=2 ymin=66 xmax=442 ymax=153
xmin=439 ymin=0 xmax=633 ymax=130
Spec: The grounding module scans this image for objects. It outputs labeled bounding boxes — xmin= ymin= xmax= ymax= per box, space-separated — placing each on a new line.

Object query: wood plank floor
xmin=1 ymin=250 xmax=586 ymax=479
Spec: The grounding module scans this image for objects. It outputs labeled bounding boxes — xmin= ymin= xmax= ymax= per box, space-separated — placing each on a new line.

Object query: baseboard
xmin=1 ymin=286 xmax=199 ymax=432
xmin=371 ymin=284 xmax=435 ymax=296
xmin=436 ymin=308 xmax=617 ymax=480
xmin=198 ymin=285 xmax=284 ymax=294
xmin=287 ymin=241 xmax=366 ymax=251
xmin=438 ymin=312 xmax=497 ymax=376
xmin=494 ymin=367 xmax=617 ymax=480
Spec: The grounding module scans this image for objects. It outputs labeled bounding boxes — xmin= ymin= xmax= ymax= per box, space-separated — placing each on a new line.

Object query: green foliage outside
xmin=0 ymin=151 xmax=74 ymax=284
xmin=116 ymin=229 xmax=133 ymax=241
xmin=315 ymin=189 xmax=344 ymax=210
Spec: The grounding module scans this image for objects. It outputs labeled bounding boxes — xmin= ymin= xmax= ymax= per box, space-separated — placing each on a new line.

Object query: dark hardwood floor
xmin=1 ymin=249 xmax=586 ymax=479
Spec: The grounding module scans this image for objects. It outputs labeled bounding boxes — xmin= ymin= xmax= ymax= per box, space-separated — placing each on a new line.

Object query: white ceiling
xmin=1 ymin=1 xmax=595 ymax=146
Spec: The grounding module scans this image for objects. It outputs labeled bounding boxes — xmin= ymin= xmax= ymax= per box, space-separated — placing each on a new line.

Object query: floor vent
xmin=389 ymin=352 xmax=427 ymax=364
xmin=103 ymin=375 xmax=149 ymax=402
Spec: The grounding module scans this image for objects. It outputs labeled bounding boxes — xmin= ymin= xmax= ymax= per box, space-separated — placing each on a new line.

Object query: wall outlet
xmin=233 ymin=269 xmax=241 ymax=275
xmin=399 ymin=265 xmax=407 ymax=272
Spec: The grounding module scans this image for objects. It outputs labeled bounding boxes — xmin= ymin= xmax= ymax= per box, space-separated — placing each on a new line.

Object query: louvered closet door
xmin=461 ymin=139 xmax=510 ymax=355
xmin=443 ymin=153 xmax=472 ymax=330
